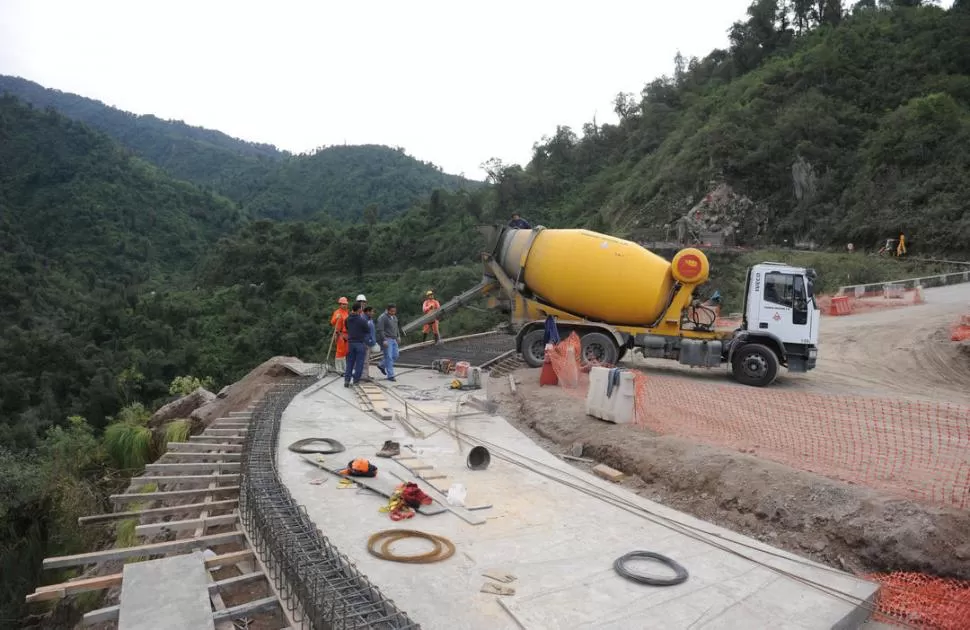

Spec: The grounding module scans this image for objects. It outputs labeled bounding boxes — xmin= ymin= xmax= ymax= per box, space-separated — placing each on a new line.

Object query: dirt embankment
xmin=494 ymin=374 xmax=970 ymax=580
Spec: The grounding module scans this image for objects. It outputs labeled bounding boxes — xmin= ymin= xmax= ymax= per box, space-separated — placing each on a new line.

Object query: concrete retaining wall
xmin=586 ymin=367 xmax=635 ymax=424
xmin=838 ymin=269 xmax=970 ymax=297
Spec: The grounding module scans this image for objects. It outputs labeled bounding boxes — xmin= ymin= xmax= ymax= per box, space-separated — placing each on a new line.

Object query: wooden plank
xmin=211 ymin=596 xmax=280 ymax=622
xmin=592 ymin=463 xmax=625 ymax=483
xmin=79 ymin=499 xmax=238 ymax=525
xmin=508 ymin=373 xmax=517 ymax=394
xmin=26 ymin=569 xmax=264 ymax=605
xmin=82 ymin=605 xmax=119 ymax=625
xmin=111 ymin=487 xmax=240 ymax=504
xmin=168 ymin=442 xmax=242 ymax=453
xmin=135 ymin=513 xmax=238 ymax=536
xmin=144 ymin=462 xmax=240 ymax=474
xmin=159 ymin=452 xmax=241 ymax=463
xmin=43 ymin=531 xmax=244 ymax=569
xmin=190 ymin=435 xmax=245 ymax=443
xmin=129 ymin=474 xmax=240 ymax=488
xmin=204 ymin=428 xmax=247 ymax=435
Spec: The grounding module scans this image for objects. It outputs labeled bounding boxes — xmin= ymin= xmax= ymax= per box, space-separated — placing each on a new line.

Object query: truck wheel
xmin=581 ymin=332 xmax=619 ymax=366
xmin=520 ymin=329 xmax=547 ymax=368
xmin=731 ymin=343 xmax=779 ymax=387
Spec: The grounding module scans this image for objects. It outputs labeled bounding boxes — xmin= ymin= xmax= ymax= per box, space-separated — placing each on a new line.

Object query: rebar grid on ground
xmin=239 ymin=378 xmax=420 ymax=630
xmin=395 ymin=331 xmax=515 ymax=367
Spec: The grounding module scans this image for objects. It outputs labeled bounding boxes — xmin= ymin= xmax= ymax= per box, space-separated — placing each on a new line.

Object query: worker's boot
xmin=434 ymin=333 xmax=441 ymax=344
xmin=376 ymin=440 xmax=400 ymax=458
xmin=422 ymin=333 xmax=428 ymax=343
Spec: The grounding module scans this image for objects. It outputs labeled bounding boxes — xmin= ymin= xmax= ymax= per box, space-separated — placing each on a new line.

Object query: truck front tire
xmin=731 ymin=343 xmax=779 ymax=387
xmin=520 ymin=329 xmax=547 ymax=367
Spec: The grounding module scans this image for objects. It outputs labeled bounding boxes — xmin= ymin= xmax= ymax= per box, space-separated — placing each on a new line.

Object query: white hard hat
xmin=356 ymin=294 xmax=367 ymax=301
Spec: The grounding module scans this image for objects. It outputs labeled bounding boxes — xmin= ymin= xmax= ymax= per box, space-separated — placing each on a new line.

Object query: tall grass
xmin=116 ymin=482 xmax=157 ymax=564
xmin=162 ymin=419 xmax=191 ymax=448
xmin=103 ymin=423 xmax=153 ymax=472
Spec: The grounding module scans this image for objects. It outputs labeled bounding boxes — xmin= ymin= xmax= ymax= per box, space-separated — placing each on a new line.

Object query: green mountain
xmin=0 ymin=75 xmax=477 ymax=221
xmin=490 ymin=2 xmax=970 ymax=252
xmin=0 ymin=95 xmax=245 ymax=445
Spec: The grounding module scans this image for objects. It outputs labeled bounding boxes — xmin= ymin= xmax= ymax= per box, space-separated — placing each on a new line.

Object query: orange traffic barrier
xmin=828 ymin=295 xmax=853 ymax=316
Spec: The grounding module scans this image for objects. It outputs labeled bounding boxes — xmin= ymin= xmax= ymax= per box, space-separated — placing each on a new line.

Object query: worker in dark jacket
xmin=376 ymin=304 xmax=400 ymax=382
xmin=343 ymin=302 xmax=370 ymax=386
xmin=508 ymin=213 xmax=532 ymax=229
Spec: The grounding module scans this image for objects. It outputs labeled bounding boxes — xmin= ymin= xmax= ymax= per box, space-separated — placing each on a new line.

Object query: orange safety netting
xmin=547 ymin=333 xmax=970 ymax=509
xmin=546 ymin=334 xmax=970 ymax=628
xmin=868 ymin=573 xmax=970 ymax=630
xmin=951 ymin=315 xmax=970 ymax=342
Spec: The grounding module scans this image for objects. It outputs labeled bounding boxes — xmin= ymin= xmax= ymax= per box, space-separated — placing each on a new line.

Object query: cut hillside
xmin=490 ymin=4 xmax=970 ymax=252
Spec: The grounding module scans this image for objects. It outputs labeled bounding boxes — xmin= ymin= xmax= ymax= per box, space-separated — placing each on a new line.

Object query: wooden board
xmin=299 ymin=455 xmax=446 ymax=515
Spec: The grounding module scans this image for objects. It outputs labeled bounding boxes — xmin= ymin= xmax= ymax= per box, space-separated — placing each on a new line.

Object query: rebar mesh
xmin=395 ymin=331 xmax=515 ymax=367
xmin=239 ymin=377 xmax=420 ymax=630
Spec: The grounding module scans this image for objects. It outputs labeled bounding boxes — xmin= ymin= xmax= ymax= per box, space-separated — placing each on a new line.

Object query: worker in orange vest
xmin=422 ymin=290 xmax=441 ymax=343
xmin=330 ymin=297 xmax=350 ymax=372
xmin=896 ymin=232 xmax=907 ymax=257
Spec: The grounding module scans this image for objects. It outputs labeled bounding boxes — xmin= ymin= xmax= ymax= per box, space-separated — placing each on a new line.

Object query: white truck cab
xmin=732 ymin=263 xmax=820 ymax=381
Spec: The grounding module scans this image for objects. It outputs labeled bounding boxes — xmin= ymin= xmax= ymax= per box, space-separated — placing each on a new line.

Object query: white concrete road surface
xmin=277 ymin=371 xmax=878 ymax=630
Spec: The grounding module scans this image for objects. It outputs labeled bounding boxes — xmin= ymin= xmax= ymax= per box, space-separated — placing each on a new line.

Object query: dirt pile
xmin=496 ymin=373 xmax=970 ymax=580
xmin=192 ymin=355 xmax=300 ymax=428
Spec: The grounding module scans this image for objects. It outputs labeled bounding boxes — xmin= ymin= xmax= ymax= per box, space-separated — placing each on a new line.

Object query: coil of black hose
xmin=613 ymin=551 xmax=689 ymax=586
xmin=287 ymin=438 xmax=346 ymax=454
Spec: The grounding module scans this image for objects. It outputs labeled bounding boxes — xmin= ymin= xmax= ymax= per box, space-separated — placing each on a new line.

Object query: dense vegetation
xmin=486 ymin=1 xmax=970 ymax=251
xmin=0 ymin=76 xmax=476 ymax=221
xmin=3 ymin=1 xmax=970 ymax=625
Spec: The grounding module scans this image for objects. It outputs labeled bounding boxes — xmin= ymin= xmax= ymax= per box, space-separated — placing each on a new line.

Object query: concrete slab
xmin=118 ymin=551 xmax=214 ymax=630
xmin=277 ymin=371 xmax=878 ymax=630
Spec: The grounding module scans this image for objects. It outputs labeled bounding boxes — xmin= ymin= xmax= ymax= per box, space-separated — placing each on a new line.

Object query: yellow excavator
xmin=402 ymin=225 xmax=820 ymax=387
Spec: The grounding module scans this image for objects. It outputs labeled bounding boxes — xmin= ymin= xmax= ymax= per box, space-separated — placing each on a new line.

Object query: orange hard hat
xmin=351 ymin=458 xmax=370 ymax=473
xmin=338 ymin=297 xmax=349 ymax=305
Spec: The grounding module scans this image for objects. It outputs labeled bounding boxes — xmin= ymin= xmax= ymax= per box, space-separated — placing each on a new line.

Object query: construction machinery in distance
xmin=402 ymin=225 xmax=820 ymax=387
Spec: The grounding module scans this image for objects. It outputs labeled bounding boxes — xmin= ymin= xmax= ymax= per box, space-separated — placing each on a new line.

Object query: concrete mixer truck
xmin=401 ymin=225 xmax=820 ymax=387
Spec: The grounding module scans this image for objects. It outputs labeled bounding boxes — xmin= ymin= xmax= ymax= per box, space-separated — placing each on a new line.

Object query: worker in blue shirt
xmin=343 ymin=301 xmax=370 ymax=386
xmin=508 ymin=213 xmax=532 ymax=229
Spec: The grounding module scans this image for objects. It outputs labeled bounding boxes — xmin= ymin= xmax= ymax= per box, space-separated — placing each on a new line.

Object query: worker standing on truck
xmin=896 ymin=232 xmax=907 ymax=257
xmin=422 ymin=290 xmax=441 ymax=343
xmin=508 ymin=213 xmax=532 ymax=229
xmin=330 ymin=297 xmax=350 ymax=373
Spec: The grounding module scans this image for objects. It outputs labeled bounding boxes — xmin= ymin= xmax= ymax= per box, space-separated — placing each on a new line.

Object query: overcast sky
xmin=1 ymin=1 xmax=947 ymax=178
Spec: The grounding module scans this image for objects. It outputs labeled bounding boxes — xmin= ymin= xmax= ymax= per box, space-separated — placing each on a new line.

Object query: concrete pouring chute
xmin=402 ymin=224 xmax=820 ymax=387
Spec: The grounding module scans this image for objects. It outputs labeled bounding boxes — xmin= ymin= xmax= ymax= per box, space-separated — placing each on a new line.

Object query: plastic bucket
xmin=466 ymin=446 xmax=491 ymax=471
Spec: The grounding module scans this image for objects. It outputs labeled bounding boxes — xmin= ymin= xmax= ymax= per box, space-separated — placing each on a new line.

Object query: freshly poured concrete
xmin=277 ymin=371 xmax=878 ymax=630
xmin=119 ymin=552 xmax=214 ymax=630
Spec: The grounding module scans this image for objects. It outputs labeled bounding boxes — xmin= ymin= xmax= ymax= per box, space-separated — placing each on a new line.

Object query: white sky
xmin=1 ymin=0 xmax=933 ymax=178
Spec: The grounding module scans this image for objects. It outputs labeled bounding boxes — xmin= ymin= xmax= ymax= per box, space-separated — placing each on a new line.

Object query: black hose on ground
xmin=613 ymin=551 xmax=689 ymax=586
xmin=287 ymin=438 xmax=346 ymax=454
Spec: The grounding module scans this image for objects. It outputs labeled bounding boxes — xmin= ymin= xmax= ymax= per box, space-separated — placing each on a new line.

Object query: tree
xmin=613 ymin=92 xmax=640 ymax=121
xmin=674 ymin=50 xmax=687 ymax=85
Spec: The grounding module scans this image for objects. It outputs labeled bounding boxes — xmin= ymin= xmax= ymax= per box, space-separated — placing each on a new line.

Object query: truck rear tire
xmin=581 ymin=332 xmax=619 ymax=366
xmin=731 ymin=343 xmax=779 ymax=387
xmin=520 ymin=329 xmax=547 ymax=368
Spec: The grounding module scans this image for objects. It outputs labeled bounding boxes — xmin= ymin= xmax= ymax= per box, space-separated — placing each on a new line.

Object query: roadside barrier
xmin=869 ymin=572 xmax=970 ymax=630
xmin=828 ymin=295 xmax=853 ymax=316
xmin=952 ymin=315 xmax=970 ymax=342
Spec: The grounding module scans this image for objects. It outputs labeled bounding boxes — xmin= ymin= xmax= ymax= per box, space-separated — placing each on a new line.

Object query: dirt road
xmin=629 ymin=283 xmax=970 ymax=404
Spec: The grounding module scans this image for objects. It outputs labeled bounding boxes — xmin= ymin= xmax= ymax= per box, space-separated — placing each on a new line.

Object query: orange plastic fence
xmin=951 ymin=315 xmax=970 ymax=342
xmin=818 ymin=287 xmax=924 ymax=316
xmin=868 ymin=572 xmax=970 ymax=630
xmin=547 ymin=333 xmax=970 ymax=509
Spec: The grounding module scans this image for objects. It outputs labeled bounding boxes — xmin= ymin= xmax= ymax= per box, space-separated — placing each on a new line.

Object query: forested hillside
xmin=490 ymin=2 xmax=970 ymax=251
xmin=0 ymin=75 xmax=476 ymax=221
xmin=3 ymin=1 xmax=970 ymax=624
